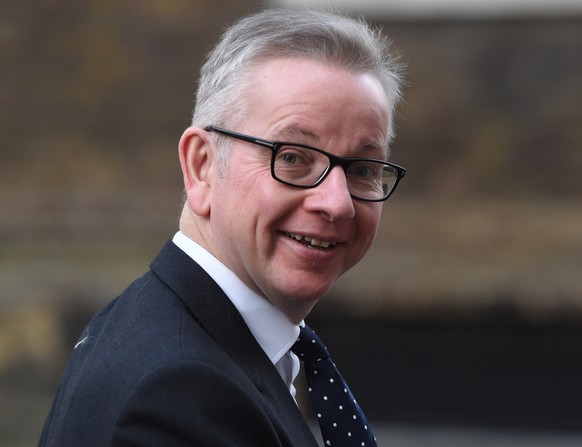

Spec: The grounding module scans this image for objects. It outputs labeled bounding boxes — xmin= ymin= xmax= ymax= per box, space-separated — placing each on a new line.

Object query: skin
xmin=179 ymin=57 xmax=390 ymax=324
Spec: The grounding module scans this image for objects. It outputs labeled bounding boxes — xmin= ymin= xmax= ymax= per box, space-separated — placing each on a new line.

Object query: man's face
xmin=206 ymin=57 xmax=390 ymax=322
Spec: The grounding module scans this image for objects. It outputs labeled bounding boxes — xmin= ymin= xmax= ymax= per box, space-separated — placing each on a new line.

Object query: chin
xmin=268 ymin=268 xmax=342 ymax=304
xmin=282 ymin=281 xmax=334 ymax=304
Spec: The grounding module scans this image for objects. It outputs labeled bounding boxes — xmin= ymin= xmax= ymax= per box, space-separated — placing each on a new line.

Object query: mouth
xmin=285 ymin=232 xmax=338 ymax=250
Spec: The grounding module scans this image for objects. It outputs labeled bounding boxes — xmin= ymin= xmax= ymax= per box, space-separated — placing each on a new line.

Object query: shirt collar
xmin=172 ymin=231 xmax=300 ymax=365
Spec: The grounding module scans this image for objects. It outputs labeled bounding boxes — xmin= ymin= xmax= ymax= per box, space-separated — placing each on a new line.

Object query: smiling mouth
xmin=285 ymin=232 xmax=337 ymax=249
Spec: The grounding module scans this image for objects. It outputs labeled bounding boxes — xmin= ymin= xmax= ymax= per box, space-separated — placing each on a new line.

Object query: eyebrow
xmin=272 ymin=125 xmax=389 ymax=158
xmin=273 ymin=125 xmax=319 ymax=143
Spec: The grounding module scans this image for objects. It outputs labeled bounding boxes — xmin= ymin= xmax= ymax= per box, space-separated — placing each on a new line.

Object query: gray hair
xmin=192 ymin=8 xmax=404 ymax=162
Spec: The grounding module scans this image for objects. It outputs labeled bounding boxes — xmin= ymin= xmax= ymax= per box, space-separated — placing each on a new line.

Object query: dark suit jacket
xmin=39 ymin=241 xmax=318 ymax=446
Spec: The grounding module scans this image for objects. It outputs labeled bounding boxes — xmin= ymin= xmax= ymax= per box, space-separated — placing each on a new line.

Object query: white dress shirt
xmin=172 ymin=231 xmax=301 ymax=397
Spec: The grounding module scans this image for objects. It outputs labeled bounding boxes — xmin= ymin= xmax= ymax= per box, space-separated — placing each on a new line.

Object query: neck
xmin=179 ymin=205 xmax=211 ymax=251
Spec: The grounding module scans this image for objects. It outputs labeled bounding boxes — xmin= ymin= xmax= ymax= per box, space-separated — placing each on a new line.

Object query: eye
xmin=281 ymin=152 xmax=300 ymax=164
xmin=349 ymin=163 xmax=379 ymax=179
xmin=277 ymin=146 xmax=313 ymax=166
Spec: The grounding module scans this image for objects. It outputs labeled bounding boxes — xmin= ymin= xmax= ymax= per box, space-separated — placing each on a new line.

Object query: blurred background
xmin=1 ymin=0 xmax=581 ymax=445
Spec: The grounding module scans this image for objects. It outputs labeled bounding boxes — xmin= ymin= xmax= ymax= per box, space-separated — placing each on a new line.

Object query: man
xmin=39 ymin=8 xmax=405 ymax=446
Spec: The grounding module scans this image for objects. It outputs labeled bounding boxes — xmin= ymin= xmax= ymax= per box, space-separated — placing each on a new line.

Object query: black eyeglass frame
xmin=205 ymin=126 xmax=406 ymax=202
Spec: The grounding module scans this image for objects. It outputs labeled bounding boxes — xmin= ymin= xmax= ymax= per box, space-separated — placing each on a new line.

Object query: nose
xmin=303 ymin=166 xmax=355 ymax=221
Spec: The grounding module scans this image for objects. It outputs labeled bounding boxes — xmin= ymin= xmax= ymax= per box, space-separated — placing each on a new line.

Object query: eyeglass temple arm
xmin=205 ymin=126 xmax=276 ymax=150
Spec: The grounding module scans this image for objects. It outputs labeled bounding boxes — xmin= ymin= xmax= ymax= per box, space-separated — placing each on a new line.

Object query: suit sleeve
xmin=110 ymin=360 xmax=285 ymax=447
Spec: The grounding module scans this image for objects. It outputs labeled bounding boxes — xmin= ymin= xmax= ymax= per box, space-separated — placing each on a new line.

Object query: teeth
xmin=286 ymin=233 xmax=335 ymax=249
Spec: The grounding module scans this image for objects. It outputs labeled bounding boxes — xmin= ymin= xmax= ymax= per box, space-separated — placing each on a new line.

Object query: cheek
xmin=369 ymin=208 xmax=383 ymax=237
xmin=214 ymin=172 xmax=281 ymax=235
xmin=360 ymin=200 xmax=382 ymax=225
xmin=356 ymin=206 xmax=383 ymax=251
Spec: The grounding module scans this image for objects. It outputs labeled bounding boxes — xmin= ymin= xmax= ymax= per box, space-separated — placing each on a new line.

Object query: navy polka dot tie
xmin=292 ymin=325 xmax=377 ymax=447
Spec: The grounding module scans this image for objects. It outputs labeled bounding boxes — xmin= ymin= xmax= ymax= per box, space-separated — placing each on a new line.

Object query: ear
xmin=178 ymin=127 xmax=214 ymax=217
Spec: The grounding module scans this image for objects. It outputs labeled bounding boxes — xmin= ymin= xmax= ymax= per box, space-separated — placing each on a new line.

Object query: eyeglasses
xmin=205 ymin=126 xmax=406 ymax=202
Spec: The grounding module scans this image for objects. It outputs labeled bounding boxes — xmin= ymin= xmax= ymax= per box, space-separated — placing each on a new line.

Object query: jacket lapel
xmin=150 ymin=241 xmax=318 ymax=446
xmin=150 ymin=241 xmax=264 ymax=386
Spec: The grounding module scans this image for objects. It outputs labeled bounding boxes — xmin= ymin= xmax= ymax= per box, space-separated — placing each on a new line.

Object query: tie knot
xmin=291 ymin=325 xmax=330 ymax=365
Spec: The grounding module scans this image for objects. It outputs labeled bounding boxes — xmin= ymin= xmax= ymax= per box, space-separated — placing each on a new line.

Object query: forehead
xmin=243 ymin=57 xmax=390 ymax=153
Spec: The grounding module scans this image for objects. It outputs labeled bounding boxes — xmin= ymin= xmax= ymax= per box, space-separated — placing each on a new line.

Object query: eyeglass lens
xmin=273 ymin=145 xmax=395 ymax=200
